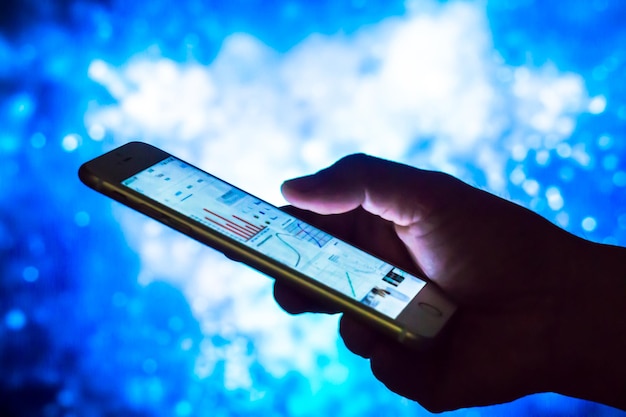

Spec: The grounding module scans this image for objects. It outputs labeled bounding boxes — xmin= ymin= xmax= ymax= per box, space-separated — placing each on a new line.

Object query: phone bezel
xmin=79 ymin=141 xmax=456 ymax=347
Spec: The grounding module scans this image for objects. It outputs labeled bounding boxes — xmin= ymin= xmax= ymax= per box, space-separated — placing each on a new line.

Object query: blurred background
xmin=1 ymin=0 xmax=625 ymax=416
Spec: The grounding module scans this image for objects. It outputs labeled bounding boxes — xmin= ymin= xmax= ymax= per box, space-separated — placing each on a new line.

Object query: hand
xmin=274 ymin=154 xmax=626 ymax=412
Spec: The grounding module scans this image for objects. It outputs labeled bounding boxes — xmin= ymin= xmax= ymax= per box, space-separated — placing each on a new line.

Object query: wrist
xmin=550 ymin=237 xmax=626 ymax=410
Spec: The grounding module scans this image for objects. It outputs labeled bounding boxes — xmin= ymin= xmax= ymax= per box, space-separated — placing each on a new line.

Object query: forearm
xmin=552 ymin=239 xmax=626 ymax=410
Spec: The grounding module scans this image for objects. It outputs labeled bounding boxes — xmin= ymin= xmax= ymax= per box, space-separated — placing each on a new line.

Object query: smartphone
xmin=79 ymin=142 xmax=456 ymax=347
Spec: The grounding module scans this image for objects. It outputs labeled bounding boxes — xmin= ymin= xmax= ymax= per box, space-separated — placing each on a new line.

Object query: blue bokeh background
xmin=1 ymin=0 xmax=625 ymax=416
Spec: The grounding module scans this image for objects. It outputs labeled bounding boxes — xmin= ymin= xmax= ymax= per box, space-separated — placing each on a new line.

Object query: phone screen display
xmin=122 ymin=157 xmax=427 ymax=319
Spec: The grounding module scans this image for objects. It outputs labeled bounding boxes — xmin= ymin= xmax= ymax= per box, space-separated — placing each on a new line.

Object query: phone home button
xmin=418 ymin=302 xmax=443 ymax=317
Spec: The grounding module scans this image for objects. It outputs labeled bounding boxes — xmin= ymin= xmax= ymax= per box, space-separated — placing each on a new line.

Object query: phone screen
xmin=122 ymin=156 xmax=428 ymax=319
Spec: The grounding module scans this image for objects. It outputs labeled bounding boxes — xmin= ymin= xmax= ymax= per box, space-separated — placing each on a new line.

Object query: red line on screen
xmin=203 ymin=208 xmax=268 ymax=241
xmin=232 ymin=215 xmax=263 ymax=231
xmin=203 ymin=208 xmax=231 ymax=222
xmin=223 ymin=223 xmax=254 ymax=239
xmin=203 ymin=209 xmax=248 ymax=233
xmin=204 ymin=209 xmax=263 ymax=232
xmin=204 ymin=216 xmax=251 ymax=240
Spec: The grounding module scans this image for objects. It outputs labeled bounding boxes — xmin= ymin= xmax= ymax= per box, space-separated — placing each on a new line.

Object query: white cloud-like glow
xmin=86 ymin=0 xmax=593 ymax=390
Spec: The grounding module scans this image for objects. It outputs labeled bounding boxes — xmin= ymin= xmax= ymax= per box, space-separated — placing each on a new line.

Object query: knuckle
xmin=337 ymin=153 xmax=373 ymax=170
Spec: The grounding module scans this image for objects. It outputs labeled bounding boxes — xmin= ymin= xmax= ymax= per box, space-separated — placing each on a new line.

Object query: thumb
xmin=281 ymin=154 xmax=450 ymax=227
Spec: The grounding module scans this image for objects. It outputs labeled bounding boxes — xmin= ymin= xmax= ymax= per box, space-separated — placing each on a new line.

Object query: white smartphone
xmin=79 ymin=142 xmax=456 ymax=348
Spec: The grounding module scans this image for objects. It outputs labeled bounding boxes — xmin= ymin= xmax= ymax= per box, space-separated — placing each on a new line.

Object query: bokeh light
xmin=1 ymin=0 xmax=625 ymax=416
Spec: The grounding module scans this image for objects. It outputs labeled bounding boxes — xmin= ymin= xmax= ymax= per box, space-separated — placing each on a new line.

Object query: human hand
xmin=274 ymin=154 xmax=626 ymax=412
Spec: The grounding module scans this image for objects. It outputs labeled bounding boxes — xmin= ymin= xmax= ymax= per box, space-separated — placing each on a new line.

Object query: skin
xmin=273 ymin=154 xmax=626 ymax=413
